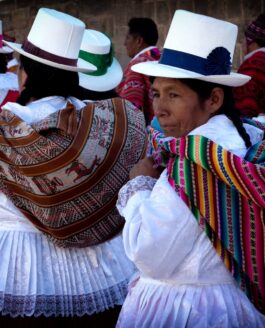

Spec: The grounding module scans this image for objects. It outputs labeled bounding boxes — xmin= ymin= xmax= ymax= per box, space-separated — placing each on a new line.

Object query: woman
xmin=116 ymin=10 xmax=265 ymax=327
xmin=233 ymin=13 xmax=265 ymax=118
xmin=0 ymin=8 xmax=146 ymax=326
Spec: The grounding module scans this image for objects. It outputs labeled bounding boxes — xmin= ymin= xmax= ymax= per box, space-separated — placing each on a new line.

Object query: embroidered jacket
xmin=233 ymin=50 xmax=265 ymax=117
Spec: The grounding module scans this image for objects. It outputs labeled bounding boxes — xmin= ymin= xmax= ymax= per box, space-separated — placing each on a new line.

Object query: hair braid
xmin=219 ymin=87 xmax=252 ymax=148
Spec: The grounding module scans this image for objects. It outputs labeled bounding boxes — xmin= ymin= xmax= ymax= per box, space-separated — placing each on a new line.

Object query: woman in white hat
xmin=116 ymin=10 xmax=265 ymax=327
xmin=0 ymin=20 xmax=19 ymax=109
xmin=0 ymin=7 xmax=146 ymax=325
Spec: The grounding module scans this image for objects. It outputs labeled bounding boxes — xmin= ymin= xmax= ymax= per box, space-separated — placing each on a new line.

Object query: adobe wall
xmin=0 ymin=0 xmax=264 ymax=69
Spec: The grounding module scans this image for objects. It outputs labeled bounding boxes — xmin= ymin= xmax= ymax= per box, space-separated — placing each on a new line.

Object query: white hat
xmin=132 ymin=10 xmax=251 ymax=87
xmin=3 ymin=8 xmax=96 ymax=73
xmin=0 ymin=20 xmax=13 ymax=54
xmin=78 ymin=29 xmax=123 ymax=91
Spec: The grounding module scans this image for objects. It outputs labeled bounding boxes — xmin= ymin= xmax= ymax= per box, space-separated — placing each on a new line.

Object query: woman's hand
xmin=129 ymin=157 xmax=162 ymax=180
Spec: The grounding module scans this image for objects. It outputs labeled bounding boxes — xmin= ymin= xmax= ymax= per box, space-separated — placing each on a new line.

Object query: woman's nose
xmin=153 ymin=98 xmax=167 ymax=117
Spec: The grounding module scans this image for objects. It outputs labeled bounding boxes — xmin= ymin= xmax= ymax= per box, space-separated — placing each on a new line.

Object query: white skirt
xmin=116 ymin=276 xmax=265 ymax=328
xmin=0 ymin=229 xmax=136 ymax=317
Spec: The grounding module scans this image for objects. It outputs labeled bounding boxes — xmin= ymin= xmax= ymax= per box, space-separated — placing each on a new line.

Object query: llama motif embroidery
xmin=65 ymin=156 xmax=101 ymax=182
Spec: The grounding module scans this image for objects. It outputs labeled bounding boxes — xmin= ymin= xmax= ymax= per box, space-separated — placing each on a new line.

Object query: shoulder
xmin=239 ymin=51 xmax=265 ymax=72
xmin=139 ymin=48 xmax=161 ymax=62
xmin=86 ymin=98 xmax=145 ymax=124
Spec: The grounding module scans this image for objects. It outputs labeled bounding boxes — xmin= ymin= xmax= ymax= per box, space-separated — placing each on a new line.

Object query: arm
xmin=117 ymin=159 xmax=199 ymax=279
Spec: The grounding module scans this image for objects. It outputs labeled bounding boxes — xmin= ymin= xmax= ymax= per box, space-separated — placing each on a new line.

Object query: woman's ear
xmin=206 ymin=87 xmax=224 ymax=115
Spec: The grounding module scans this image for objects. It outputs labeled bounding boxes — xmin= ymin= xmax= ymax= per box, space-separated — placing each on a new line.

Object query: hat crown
xmin=164 ymin=10 xmax=237 ymax=62
xmin=78 ymin=29 xmax=123 ymax=92
xmin=27 ymin=8 xmax=85 ymax=59
xmin=80 ymin=30 xmax=111 ymax=55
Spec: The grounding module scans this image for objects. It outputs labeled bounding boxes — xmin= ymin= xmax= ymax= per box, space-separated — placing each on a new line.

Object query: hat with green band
xmin=78 ymin=29 xmax=123 ymax=92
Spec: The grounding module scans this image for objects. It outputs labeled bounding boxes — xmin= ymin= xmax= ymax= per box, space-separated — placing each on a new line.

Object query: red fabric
xmin=116 ymin=47 xmax=161 ymax=125
xmin=233 ymin=51 xmax=265 ymax=118
xmin=0 ymin=90 xmax=19 ymax=110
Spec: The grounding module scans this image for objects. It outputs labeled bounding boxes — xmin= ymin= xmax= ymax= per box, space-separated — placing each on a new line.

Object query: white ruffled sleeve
xmin=117 ymin=170 xmax=200 ymax=280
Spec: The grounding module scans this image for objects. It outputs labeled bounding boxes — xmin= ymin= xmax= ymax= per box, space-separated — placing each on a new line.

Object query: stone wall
xmin=0 ymin=0 xmax=264 ymax=69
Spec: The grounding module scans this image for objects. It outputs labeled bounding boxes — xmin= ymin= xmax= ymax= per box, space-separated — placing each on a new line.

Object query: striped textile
xmin=233 ymin=51 xmax=265 ymax=117
xmin=0 ymin=98 xmax=147 ymax=247
xmin=148 ymin=120 xmax=265 ymax=314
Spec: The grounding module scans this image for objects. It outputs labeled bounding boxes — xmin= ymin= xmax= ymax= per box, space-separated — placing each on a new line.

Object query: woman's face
xmin=152 ymin=77 xmax=215 ymax=138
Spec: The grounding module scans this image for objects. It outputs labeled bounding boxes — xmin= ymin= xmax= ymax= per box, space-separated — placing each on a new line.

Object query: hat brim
xmin=78 ymin=58 xmax=123 ymax=92
xmin=132 ymin=61 xmax=251 ymax=87
xmin=0 ymin=45 xmax=14 ymax=54
xmin=3 ymin=40 xmax=96 ymax=73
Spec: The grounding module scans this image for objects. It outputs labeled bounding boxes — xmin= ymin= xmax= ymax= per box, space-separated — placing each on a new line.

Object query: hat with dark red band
xmin=3 ymin=8 xmax=96 ymax=73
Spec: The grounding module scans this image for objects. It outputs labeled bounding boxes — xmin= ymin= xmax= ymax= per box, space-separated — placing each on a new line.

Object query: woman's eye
xmin=152 ymin=92 xmax=159 ymax=98
xmin=169 ymin=93 xmax=178 ymax=98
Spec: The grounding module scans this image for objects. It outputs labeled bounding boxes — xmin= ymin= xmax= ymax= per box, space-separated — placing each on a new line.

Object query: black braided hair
xmin=179 ymin=79 xmax=252 ymax=148
xmin=16 ymin=55 xmax=80 ymax=106
xmin=218 ymin=86 xmax=252 ymax=148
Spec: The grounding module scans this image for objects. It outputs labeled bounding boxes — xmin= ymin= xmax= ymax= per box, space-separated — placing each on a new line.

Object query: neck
xmin=132 ymin=44 xmax=153 ymax=58
xmin=247 ymin=41 xmax=260 ymax=54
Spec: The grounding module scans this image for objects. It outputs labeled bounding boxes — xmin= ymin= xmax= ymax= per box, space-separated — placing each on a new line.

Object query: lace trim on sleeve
xmin=117 ymin=175 xmax=157 ymax=209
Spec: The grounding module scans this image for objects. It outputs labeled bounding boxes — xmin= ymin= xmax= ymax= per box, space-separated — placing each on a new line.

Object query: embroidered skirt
xmin=0 ymin=226 xmax=135 ymax=317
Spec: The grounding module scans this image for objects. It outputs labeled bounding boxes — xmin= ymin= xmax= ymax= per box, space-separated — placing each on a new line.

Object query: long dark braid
xmin=181 ymin=79 xmax=252 ymax=148
xmin=218 ymin=86 xmax=252 ymax=148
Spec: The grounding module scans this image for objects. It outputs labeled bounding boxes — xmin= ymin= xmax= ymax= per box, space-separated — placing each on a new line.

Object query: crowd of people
xmin=0 ymin=5 xmax=264 ymax=328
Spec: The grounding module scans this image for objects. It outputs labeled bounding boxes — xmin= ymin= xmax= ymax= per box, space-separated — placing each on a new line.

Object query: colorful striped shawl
xmin=148 ymin=119 xmax=265 ymax=314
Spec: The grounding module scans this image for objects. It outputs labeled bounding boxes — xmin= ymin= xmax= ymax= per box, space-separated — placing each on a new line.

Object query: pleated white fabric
xmin=117 ymin=277 xmax=265 ymax=328
xmin=0 ymin=193 xmax=136 ymax=317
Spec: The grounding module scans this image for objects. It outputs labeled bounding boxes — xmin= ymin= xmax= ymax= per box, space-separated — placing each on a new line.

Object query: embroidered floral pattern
xmin=117 ymin=176 xmax=157 ymax=209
